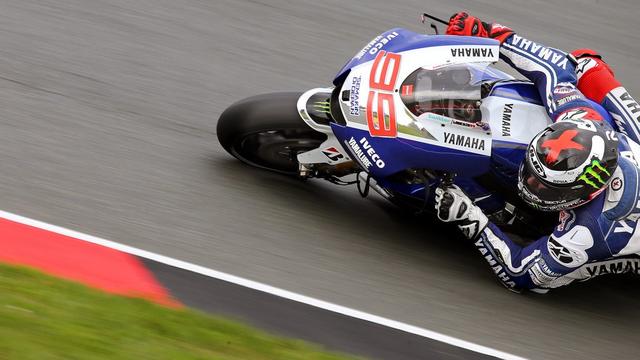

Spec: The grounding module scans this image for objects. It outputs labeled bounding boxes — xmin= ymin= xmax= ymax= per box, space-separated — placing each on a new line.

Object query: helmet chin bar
xmin=520 ymin=119 xmax=619 ymax=211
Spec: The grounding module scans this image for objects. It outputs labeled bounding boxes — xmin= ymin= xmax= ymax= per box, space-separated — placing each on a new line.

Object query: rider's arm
xmin=476 ymin=218 xmax=598 ymax=292
xmin=446 ymin=12 xmax=604 ymax=122
xmin=498 ymin=34 xmax=583 ymax=117
xmin=435 ymin=185 xmax=607 ymax=292
xmin=573 ymin=50 xmax=640 ymax=144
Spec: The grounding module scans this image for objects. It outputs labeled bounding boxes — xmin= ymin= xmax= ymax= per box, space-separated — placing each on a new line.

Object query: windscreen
xmin=400 ymin=63 xmax=489 ymax=123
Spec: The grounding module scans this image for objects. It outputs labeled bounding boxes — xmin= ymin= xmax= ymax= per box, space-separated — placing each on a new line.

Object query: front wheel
xmin=217 ymin=92 xmax=327 ymax=175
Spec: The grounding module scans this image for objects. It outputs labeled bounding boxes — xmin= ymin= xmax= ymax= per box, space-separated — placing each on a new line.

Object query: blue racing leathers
xmin=572 ymin=53 xmax=640 ymax=144
xmin=501 ymin=34 xmax=640 ymax=142
xmin=478 ymin=150 xmax=640 ymax=292
xmin=470 ymin=34 xmax=640 ymax=292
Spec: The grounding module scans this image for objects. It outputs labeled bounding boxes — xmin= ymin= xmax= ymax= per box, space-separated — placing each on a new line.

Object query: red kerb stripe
xmin=0 ymin=218 xmax=180 ymax=307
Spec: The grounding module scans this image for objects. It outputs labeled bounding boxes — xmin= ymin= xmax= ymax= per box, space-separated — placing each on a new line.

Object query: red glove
xmin=446 ymin=12 xmax=514 ymax=44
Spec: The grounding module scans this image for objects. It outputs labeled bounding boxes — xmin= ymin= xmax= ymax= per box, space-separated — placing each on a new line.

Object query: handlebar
xmin=421 ymin=12 xmax=449 ymax=25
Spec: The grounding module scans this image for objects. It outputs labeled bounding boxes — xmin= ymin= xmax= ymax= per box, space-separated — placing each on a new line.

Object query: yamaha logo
xmin=443 ymin=132 xmax=485 ymax=151
xmin=450 ymin=47 xmax=495 ymax=58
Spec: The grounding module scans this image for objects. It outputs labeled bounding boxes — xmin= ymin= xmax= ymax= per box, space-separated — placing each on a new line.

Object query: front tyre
xmin=217 ymin=92 xmax=327 ymax=175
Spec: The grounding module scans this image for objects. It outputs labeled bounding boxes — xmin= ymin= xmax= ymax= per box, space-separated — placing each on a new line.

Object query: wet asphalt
xmin=1 ymin=1 xmax=639 ymax=359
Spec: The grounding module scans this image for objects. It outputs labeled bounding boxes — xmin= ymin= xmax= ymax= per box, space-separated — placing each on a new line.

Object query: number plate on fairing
xmin=337 ymin=45 xmax=498 ymax=156
xmin=329 ymin=33 xmax=503 ymax=177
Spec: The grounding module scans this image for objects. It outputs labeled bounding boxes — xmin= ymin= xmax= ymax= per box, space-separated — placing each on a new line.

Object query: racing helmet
xmin=518 ymin=119 xmax=618 ymax=211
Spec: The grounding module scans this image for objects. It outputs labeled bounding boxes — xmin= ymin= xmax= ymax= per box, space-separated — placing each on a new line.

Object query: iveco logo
xmin=347 ymin=137 xmax=385 ymax=169
xmin=355 ymin=32 xmax=399 ymax=59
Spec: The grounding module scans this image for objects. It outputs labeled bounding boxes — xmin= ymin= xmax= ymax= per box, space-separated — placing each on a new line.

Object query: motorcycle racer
xmin=435 ymin=12 xmax=640 ymax=293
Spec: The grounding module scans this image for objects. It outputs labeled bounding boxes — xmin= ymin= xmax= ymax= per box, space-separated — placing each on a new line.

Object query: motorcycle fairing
xmin=330 ymin=123 xmax=491 ymax=177
xmin=489 ymin=80 xmax=543 ymax=105
xmin=332 ymin=31 xmax=500 ymax=178
xmin=334 ymin=28 xmax=500 ymax=85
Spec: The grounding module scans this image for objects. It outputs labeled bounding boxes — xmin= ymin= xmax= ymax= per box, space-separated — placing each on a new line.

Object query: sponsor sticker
xmin=611 ymin=177 xmax=622 ymax=191
xmin=321 ymin=147 xmax=345 ymax=162
xmin=443 ymin=132 xmax=485 ymax=151
xmin=474 ymin=236 xmax=517 ymax=289
xmin=501 ymin=103 xmax=513 ymax=137
xmin=528 ymin=146 xmax=547 ymax=178
xmin=619 ymin=91 xmax=640 ymax=123
xmin=547 ymin=237 xmax=574 ymax=265
xmin=359 ymin=137 xmax=385 ymax=168
xmin=349 ymin=76 xmax=361 ymax=116
xmin=346 ymin=137 xmax=385 ymax=169
xmin=509 ymin=34 xmax=569 ymax=70
xmin=556 ymin=210 xmax=575 ymax=232
xmin=355 ymin=31 xmax=399 ymax=59
xmin=586 ymin=259 xmax=640 ymax=277
xmin=449 ymin=47 xmax=495 ymax=58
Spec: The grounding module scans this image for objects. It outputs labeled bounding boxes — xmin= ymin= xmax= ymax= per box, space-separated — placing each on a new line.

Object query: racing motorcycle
xmin=216 ymin=17 xmax=614 ymax=238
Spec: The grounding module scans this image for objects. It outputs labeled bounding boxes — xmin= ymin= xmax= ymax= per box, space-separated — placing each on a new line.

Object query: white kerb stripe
xmin=0 ymin=209 xmax=526 ymax=360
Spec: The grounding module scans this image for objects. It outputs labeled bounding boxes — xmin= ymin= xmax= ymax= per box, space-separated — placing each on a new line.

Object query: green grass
xmin=0 ymin=263 xmax=357 ymax=360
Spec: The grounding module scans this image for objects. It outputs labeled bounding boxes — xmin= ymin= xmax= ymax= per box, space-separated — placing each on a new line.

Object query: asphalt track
xmin=0 ymin=0 xmax=639 ymax=359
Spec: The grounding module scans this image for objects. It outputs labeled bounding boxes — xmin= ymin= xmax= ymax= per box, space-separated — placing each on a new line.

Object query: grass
xmin=0 ymin=263 xmax=357 ymax=360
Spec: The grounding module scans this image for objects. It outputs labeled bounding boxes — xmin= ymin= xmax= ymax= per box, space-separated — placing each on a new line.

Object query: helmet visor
xmin=518 ymin=163 xmax=594 ymax=210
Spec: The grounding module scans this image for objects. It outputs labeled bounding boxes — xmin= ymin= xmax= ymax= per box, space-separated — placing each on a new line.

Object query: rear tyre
xmin=217 ymin=92 xmax=327 ymax=175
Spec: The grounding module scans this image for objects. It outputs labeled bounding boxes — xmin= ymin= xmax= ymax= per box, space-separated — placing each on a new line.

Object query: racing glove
xmin=446 ymin=12 xmax=514 ymax=44
xmin=434 ymin=185 xmax=488 ymax=240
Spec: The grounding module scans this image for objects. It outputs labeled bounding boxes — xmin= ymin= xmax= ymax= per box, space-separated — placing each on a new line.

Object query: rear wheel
xmin=217 ymin=92 xmax=327 ymax=175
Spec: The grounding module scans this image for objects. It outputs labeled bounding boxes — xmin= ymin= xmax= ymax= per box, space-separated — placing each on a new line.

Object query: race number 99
xmin=366 ymin=51 xmax=401 ymax=137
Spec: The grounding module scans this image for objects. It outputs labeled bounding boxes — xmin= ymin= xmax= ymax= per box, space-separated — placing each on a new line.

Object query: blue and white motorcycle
xmin=217 ymin=25 xmax=613 ymax=237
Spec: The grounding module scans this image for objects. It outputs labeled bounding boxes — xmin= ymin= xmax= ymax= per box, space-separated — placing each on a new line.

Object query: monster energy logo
xmin=578 ymin=160 xmax=610 ymax=189
xmin=313 ymin=101 xmax=331 ymax=114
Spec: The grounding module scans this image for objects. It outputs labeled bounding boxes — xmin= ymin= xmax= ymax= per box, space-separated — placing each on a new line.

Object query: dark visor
xmin=519 ymin=163 xmax=594 ymax=205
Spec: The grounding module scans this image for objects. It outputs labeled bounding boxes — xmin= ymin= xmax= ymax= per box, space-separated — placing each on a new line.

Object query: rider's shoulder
xmin=602 ymin=156 xmax=640 ymax=221
xmin=552 ymin=156 xmax=639 ymax=230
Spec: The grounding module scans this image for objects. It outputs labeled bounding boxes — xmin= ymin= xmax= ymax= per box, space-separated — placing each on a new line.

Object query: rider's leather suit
xmin=473 ymin=33 xmax=640 ymax=292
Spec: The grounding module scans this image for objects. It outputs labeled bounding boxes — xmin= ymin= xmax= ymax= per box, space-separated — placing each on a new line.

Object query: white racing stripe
xmin=0 ymin=209 xmax=526 ymax=360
